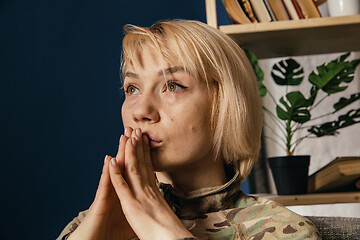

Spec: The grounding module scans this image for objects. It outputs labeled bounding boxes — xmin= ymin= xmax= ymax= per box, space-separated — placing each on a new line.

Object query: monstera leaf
xmin=271 ymin=59 xmax=304 ymax=85
xmin=308 ymin=109 xmax=360 ymax=137
xmin=307 ymin=85 xmax=319 ymax=107
xmin=247 ymin=51 xmax=360 ymax=155
xmin=245 ymin=49 xmax=267 ymax=97
xmin=309 ymin=53 xmax=360 ymax=94
xmin=257 ymin=81 xmax=267 ymax=97
xmin=276 ymin=91 xmax=311 ymax=123
xmin=333 ymin=93 xmax=360 ymax=113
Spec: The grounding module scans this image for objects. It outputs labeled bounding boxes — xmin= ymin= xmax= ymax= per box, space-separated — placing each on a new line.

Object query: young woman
xmin=58 ymin=19 xmax=320 ymax=240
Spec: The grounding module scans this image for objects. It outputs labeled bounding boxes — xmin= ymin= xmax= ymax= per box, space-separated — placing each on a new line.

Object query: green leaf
xmin=307 ymin=85 xmax=319 ymax=106
xmin=339 ymin=52 xmax=351 ymax=62
xmin=308 ymin=109 xmax=360 ymax=137
xmin=244 ymin=49 xmax=267 ymax=97
xmin=308 ymin=53 xmax=358 ymax=94
xmin=245 ymin=49 xmax=264 ymax=82
xmin=276 ymin=91 xmax=311 ymax=123
xmin=333 ymin=93 xmax=360 ymax=112
xmin=271 ymin=59 xmax=304 ymax=85
xmin=351 ymin=58 xmax=360 ymax=68
xmin=258 ymin=81 xmax=267 ymax=97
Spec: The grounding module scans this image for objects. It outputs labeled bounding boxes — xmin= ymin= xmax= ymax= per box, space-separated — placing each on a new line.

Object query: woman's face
xmin=121 ymin=46 xmax=215 ymax=172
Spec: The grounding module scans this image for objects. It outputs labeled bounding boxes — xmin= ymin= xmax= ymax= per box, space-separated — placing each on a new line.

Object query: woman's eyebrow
xmin=124 ymin=72 xmax=139 ymax=79
xmin=157 ymin=66 xmax=187 ymax=76
xmin=124 ymin=66 xmax=188 ymax=79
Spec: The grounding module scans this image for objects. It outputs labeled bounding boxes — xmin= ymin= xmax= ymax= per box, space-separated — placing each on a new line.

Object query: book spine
xmin=222 ymin=0 xmax=252 ymax=24
xmin=296 ymin=0 xmax=321 ymax=18
xmin=267 ymin=0 xmax=289 ymax=21
xmin=280 ymin=0 xmax=291 ymax=19
xmin=282 ymin=0 xmax=299 ymax=20
xmin=312 ymin=0 xmax=322 ymax=17
xmin=291 ymin=0 xmax=305 ymax=19
xmin=263 ymin=0 xmax=276 ymax=21
xmin=250 ymin=0 xmax=272 ymax=22
xmin=239 ymin=0 xmax=259 ymax=22
xmin=248 ymin=0 xmax=261 ymax=22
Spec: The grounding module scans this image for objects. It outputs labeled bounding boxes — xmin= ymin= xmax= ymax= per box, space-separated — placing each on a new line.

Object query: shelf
xmin=254 ymin=192 xmax=360 ymax=206
xmin=218 ymin=15 xmax=360 ymax=59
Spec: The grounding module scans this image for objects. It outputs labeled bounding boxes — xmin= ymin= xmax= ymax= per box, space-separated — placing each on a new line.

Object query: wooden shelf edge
xmin=219 ymin=15 xmax=360 ymax=34
xmin=218 ymin=14 xmax=360 ymax=59
xmin=254 ymin=192 xmax=360 ymax=206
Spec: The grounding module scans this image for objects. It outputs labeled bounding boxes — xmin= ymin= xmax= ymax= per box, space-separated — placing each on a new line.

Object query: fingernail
xmin=132 ymin=137 xmax=136 ymax=147
xmin=143 ymin=135 xmax=149 ymax=145
xmin=136 ymin=128 xmax=141 ymax=138
xmin=111 ymin=158 xmax=117 ymax=167
xmin=104 ymin=155 xmax=108 ymax=163
xmin=124 ymin=128 xmax=128 ymax=137
xmin=119 ymin=135 xmax=123 ymax=144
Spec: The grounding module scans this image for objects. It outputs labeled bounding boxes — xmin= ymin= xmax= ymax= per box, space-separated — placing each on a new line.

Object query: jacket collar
xmin=158 ymin=166 xmax=243 ymax=220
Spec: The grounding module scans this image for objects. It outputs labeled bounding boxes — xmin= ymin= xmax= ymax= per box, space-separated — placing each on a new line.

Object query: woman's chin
xmin=150 ymin=154 xmax=175 ymax=173
xmin=151 ymin=159 xmax=168 ymax=172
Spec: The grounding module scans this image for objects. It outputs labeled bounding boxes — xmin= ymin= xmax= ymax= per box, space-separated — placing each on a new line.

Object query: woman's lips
xmin=144 ymin=133 xmax=162 ymax=149
xmin=149 ymin=139 xmax=162 ymax=148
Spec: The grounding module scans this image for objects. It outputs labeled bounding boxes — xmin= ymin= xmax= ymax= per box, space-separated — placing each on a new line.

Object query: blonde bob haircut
xmin=121 ymin=19 xmax=263 ymax=181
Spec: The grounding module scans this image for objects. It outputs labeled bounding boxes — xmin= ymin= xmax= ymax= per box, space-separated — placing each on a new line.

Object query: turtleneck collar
xmin=158 ymin=166 xmax=244 ymax=220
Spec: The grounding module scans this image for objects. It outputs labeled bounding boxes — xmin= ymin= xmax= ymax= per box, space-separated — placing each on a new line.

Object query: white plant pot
xmin=328 ymin=0 xmax=360 ymax=17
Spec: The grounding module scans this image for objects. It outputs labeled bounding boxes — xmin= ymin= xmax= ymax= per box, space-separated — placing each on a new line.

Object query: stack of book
xmin=222 ymin=0 xmax=322 ymax=24
xmin=308 ymin=156 xmax=360 ymax=193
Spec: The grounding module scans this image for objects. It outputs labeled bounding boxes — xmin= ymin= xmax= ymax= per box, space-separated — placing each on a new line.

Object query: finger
xmin=124 ymin=136 xmax=144 ymax=193
xmin=134 ymin=128 xmax=144 ymax=158
xmin=142 ymin=134 xmax=157 ymax=186
xmin=124 ymin=126 xmax=133 ymax=139
xmin=125 ymin=128 xmax=149 ymax=184
xmin=127 ymin=129 xmax=158 ymax=197
xmin=133 ymin=128 xmax=148 ymax=181
xmin=116 ymin=134 xmax=128 ymax=176
xmin=141 ymin=134 xmax=168 ymax=205
xmin=109 ymin=157 xmax=138 ymax=209
xmin=93 ymin=155 xmax=114 ymax=204
xmin=109 ymin=158 xmax=167 ymax=239
xmin=116 ymin=135 xmax=126 ymax=161
xmin=109 ymin=158 xmax=170 ymax=238
xmin=111 ymin=155 xmax=192 ymax=240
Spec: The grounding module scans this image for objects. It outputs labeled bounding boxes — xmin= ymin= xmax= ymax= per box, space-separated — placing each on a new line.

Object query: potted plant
xmin=246 ymin=51 xmax=360 ymax=194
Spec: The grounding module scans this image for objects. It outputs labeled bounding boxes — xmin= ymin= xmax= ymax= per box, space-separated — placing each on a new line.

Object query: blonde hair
xmin=121 ymin=19 xmax=263 ymax=181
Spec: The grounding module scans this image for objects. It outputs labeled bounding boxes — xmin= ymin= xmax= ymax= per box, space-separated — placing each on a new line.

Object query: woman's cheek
xmin=121 ymin=100 xmax=133 ymax=125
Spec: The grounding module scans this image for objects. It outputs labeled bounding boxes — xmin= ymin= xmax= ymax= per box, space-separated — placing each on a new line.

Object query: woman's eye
xmin=125 ymin=85 xmax=139 ymax=95
xmin=166 ymin=82 xmax=186 ymax=92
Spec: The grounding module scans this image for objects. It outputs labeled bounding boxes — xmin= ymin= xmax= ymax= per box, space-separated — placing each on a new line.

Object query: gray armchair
xmin=307 ymin=216 xmax=360 ymax=240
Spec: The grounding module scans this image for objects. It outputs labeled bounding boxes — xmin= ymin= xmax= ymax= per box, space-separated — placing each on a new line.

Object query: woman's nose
xmin=132 ymin=95 xmax=160 ymax=123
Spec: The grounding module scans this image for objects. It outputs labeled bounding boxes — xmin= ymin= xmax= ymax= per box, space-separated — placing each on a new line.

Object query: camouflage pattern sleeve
xmin=56 ymin=210 xmax=88 ymax=240
xmin=180 ymin=196 xmax=321 ymax=240
xmin=229 ymin=196 xmax=321 ymax=240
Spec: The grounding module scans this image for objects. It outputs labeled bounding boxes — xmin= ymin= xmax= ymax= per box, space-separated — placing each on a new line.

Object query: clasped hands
xmin=68 ymin=127 xmax=194 ymax=240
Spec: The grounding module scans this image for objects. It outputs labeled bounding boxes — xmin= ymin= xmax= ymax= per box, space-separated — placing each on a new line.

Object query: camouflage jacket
xmin=57 ymin=169 xmax=321 ymax=240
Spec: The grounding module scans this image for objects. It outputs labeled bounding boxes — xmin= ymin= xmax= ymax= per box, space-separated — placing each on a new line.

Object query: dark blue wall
xmin=0 ymin=1 xmax=232 ymax=239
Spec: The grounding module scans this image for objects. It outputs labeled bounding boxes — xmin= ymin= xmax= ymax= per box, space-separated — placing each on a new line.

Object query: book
xmin=263 ymin=0 xmax=277 ymax=21
xmin=282 ymin=0 xmax=299 ymax=20
xmin=291 ymin=0 xmax=305 ymax=19
xmin=267 ymin=0 xmax=290 ymax=21
xmin=296 ymin=0 xmax=321 ymax=18
xmin=308 ymin=156 xmax=360 ymax=193
xmin=239 ymin=0 xmax=259 ymax=23
xmin=250 ymin=0 xmax=272 ymax=22
xmin=223 ymin=0 xmax=252 ymax=24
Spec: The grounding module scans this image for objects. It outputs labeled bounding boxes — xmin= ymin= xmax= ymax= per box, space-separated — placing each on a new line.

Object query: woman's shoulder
xmin=183 ymin=194 xmax=321 ymax=239
xmin=223 ymin=194 xmax=321 ymax=239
